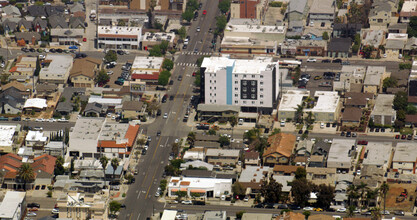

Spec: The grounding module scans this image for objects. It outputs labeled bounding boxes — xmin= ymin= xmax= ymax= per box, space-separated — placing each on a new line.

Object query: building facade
xmin=98 ymin=26 xmax=142 ymax=50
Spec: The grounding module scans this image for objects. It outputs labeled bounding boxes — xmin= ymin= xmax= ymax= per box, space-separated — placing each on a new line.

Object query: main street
xmin=118 ymin=0 xmax=219 ymax=219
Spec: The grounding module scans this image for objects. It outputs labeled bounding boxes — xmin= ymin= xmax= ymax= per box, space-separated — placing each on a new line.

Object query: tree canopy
xmin=295 ymin=167 xmax=307 ymax=180
xmin=158 ymin=70 xmax=171 ymax=86
xmin=232 ymin=181 xmax=246 ymax=195
xmin=383 ymin=77 xmax=398 ymax=88
xmin=219 ymin=135 xmax=230 ymax=147
xmin=182 ymin=10 xmax=194 ymax=22
xmin=316 ymin=184 xmax=335 ymax=210
xmin=178 ymin=27 xmax=187 ymax=39
xmin=290 ymin=178 xmax=311 ymax=207
xmin=408 ymin=16 xmax=417 ymax=37
xmin=95 ymin=70 xmax=110 ymax=86
xmin=215 ymin=15 xmax=227 ymax=35
xmin=261 ymin=176 xmax=283 ymax=203
xmin=162 ymin=59 xmax=174 ymax=71
xmin=104 ymin=50 xmax=117 ymax=63
xmin=109 ymin=201 xmax=121 ymax=214
xmin=218 ymin=0 xmax=231 ymax=14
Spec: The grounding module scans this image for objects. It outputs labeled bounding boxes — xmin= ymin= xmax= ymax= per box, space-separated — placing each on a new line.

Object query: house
xmin=385 ymin=33 xmax=408 ymax=58
xmin=308 ymin=155 xmax=326 ymax=168
xmin=388 ymin=23 xmax=408 ymax=34
xmin=263 ymin=133 xmax=296 ymax=166
xmin=44 ymin=141 xmax=66 ymax=157
xmin=183 ymin=147 xmax=205 ymax=161
xmin=49 ymin=14 xmax=68 ymax=29
xmin=308 ymin=0 xmax=335 ymax=26
xmin=2 ymin=19 xmax=17 ymax=33
xmin=57 ymin=192 xmax=109 ymax=219
xmin=0 ymin=87 xmax=26 ymax=114
xmin=167 ymin=176 xmax=232 ymax=198
xmin=354 ymin=165 xmax=384 ymax=189
xmin=285 ymin=0 xmax=308 ymax=22
xmin=197 ymin=104 xmax=240 ymax=122
xmin=392 ymin=142 xmax=417 ymax=174
xmin=311 ymin=140 xmax=331 ymax=157
xmin=327 ymin=139 xmax=356 ymax=172
xmin=98 ymin=26 xmax=142 ymax=50
xmin=361 ymin=29 xmax=385 ymax=48
xmin=203 ymin=211 xmax=227 ymax=220
xmin=306 ymin=167 xmax=337 ymax=186
xmin=1 ymin=81 xmax=32 ymax=99
xmin=0 ymin=125 xmax=18 ymax=154
xmin=273 ymin=165 xmax=301 ymax=176
xmin=2 ymin=5 xmax=21 ymax=17
xmin=230 ymin=0 xmax=268 ymax=19
xmin=327 ymin=38 xmax=351 ymax=58
xmin=280 ymin=40 xmax=327 ymax=57
xmin=32 ymin=17 xmax=48 ymax=32
xmin=120 ymin=101 xmax=144 ymax=119
xmin=362 ymin=142 xmax=392 ymax=171
xmin=69 ymin=2 xmax=85 ymax=13
xmin=35 ymin=84 xmax=58 ymax=100
xmin=363 ymin=66 xmax=387 ymax=95
xmin=277 ymin=90 xmax=310 ymax=121
xmin=69 ymin=17 xmax=85 ymax=29
xmin=305 ymin=91 xmax=341 ymax=122
xmin=370 ymin=94 xmax=396 ymax=126
xmin=205 ymin=149 xmax=240 ymax=166
xmin=39 ymin=54 xmax=73 ymax=84
xmin=369 ymin=0 xmax=398 ymax=28
xmin=295 ymin=139 xmax=313 ymax=157
xmin=141 ymin=32 xmax=175 ymax=50
xmin=332 ymin=23 xmax=362 ymax=39
xmin=23 ymin=98 xmax=47 ymax=113
xmin=238 ymin=166 xmax=270 ymax=195
xmin=69 ymin=57 xmax=101 ymax=88
xmin=242 ymin=213 xmax=273 ymax=220
xmin=105 ymin=164 xmax=123 ymax=183
xmin=399 ymin=0 xmax=417 ymax=23
xmin=244 ymin=151 xmax=260 ymax=166
xmin=25 ymin=130 xmax=48 ymax=148
xmin=88 ymin=96 xmax=122 ymax=112
xmin=9 ymin=55 xmax=37 ymax=82
xmin=342 ymin=106 xmax=363 ymax=126
xmin=15 ymin=32 xmax=41 ymax=45
xmin=50 ymin=28 xmax=84 ymax=45
xmin=333 ymin=173 xmax=354 ymax=207
xmin=344 ymin=92 xmax=373 ymax=108
xmin=55 ymin=87 xmax=85 ymax=115
xmin=0 ymin=191 xmax=26 ymax=220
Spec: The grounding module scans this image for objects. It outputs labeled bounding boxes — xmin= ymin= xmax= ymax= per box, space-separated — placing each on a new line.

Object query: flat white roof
xmin=278 ymin=90 xmax=310 ymax=112
xmin=98 ymin=26 xmax=142 ymax=37
xmin=371 ymin=94 xmax=396 ymax=116
xmin=142 ymin=32 xmax=175 ymax=43
xmin=233 ymin=58 xmax=275 ymax=74
xmin=364 ymin=66 xmax=385 ymax=86
xmin=206 ymin=149 xmax=240 ymax=157
xmin=0 ymin=191 xmax=26 ymax=218
xmin=26 ymin=130 xmax=47 ymax=142
xmin=161 ymin=210 xmax=178 ymax=220
xmin=88 ymin=96 xmax=122 ymax=105
xmin=393 ymin=142 xmax=417 ymax=162
xmin=201 ymin=57 xmax=235 ymax=73
xmin=309 ymin=91 xmax=340 ymax=113
xmin=132 ymin=56 xmax=164 ymax=71
xmin=40 ymin=54 xmax=73 ymax=78
xmin=401 ymin=1 xmax=417 ymax=12
xmin=387 ymin=33 xmax=408 ymax=40
xmin=362 ymin=142 xmax=392 ymax=167
xmin=168 ymin=177 xmax=232 ymax=189
xmin=239 ymin=166 xmax=270 ymax=183
xmin=23 ymin=98 xmax=47 ymax=109
xmin=327 ymin=139 xmax=356 ymax=169
xmin=225 ymin=23 xmax=286 ymax=34
xmin=0 ymin=125 xmax=17 ymax=147
xmin=69 ymin=118 xmax=105 ymax=154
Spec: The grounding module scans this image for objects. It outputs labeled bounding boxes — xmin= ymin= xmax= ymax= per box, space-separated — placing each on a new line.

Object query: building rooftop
xmin=23 ymin=98 xmax=47 ymax=109
xmin=393 ymin=142 xmax=417 ymax=162
xmin=98 ymin=26 xmax=141 ymax=38
xmin=88 ymin=96 xmax=122 ymax=105
xmin=203 ymin=211 xmax=227 ymax=220
xmin=39 ymin=54 xmax=73 ymax=80
xmin=225 ymin=22 xmax=285 ymax=34
xmin=309 ymin=0 xmax=335 ymax=14
xmin=69 ymin=118 xmax=105 ymax=154
xmin=362 ymin=142 xmax=392 ymax=167
xmin=278 ymin=90 xmax=310 ymax=112
xmin=142 ymin=32 xmax=175 ymax=43
xmin=361 ymin=29 xmax=385 ymax=47
xmin=168 ymin=176 xmax=232 ymax=189
xmin=206 ymin=149 xmax=240 ymax=158
xmin=239 ymin=166 xmax=270 ymax=183
xmin=272 ymin=175 xmax=294 ymax=192
xmin=0 ymin=125 xmax=17 ymax=147
xmin=26 ymin=130 xmax=47 ymax=142
xmin=233 ymin=58 xmax=275 ymax=74
xmin=242 ymin=213 xmax=273 ymax=220
xmin=371 ymin=94 xmax=396 ymax=116
xmin=327 ymin=139 xmax=356 ymax=169
xmin=307 ymin=91 xmax=340 ymax=113
xmin=364 ymin=66 xmax=385 ymax=86
xmin=132 ymin=56 xmax=164 ymax=72
xmin=201 ymin=57 xmax=235 ymax=73
xmin=0 ymin=191 xmax=26 ymax=218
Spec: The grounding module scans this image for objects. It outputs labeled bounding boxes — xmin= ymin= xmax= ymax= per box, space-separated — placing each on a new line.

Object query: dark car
xmin=29 ymin=48 xmax=36 ymax=52
xmin=332 ymin=59 xmax=342 ymax=63
xmin=298 ymin=129 xmax=303 ymax=134
xmin=28 ymin=203 xmax=41 ymax=208
xmin=183 ymin=44 xmax=188 ymax=49
xmin=178 ymin=75 xmax=182 ymax=81
xmin=394 ymin=210 xmax=405 ymax=216
xmin=141 ymin=149 xmax=147 ymax=155
xmin=169 ymin=95 xmax=174 ymax=100
xmin=341 ymin=131 xmax=345 ymax=136
xmin=408 ymin=134 xmax=413 ymax=140
xmin=401 ymin=134 xmax=407 ymax=139
xmin=162 ymin=95 xmax=168 ymax=103
xmin=56 ymin=48 xmax=63 ymax=53
xmin=117 ymin=50 xmax=125 ymax=55
xmin=121 ymin=204 xmax=126 ymax=208
xmin=254 ymin=203 xmax=264 ymax=208
xmin=157 ymin=131 xmax=161 ymax=136
xmin=346 ymin=131 xmax=351 ymax=137
xmin=264 ymin=203 xmax=275 ymax=209
xmin=304 ymin=130 xmax=309 ymax=135
xmin=321 ymin=59 xmax=331 ymax=63
xmin=50 ymin=48 xmax=56 ymax=53
xmin=277 ymin=204 xmax=288 ymax=209
xmin=12 ymin=117 xmax=21 ymax=121
xmin=288 ymin=204 xmax=301 ymax=210
xmin=375 ymin=128 xmax=380 ymax=132
xmin=381 ymin=128 xmax=385 ymax=132
xmin=169 ymin=80 xmax=174 ymax=85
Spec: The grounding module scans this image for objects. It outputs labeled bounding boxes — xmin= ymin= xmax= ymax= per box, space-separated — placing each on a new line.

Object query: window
xmin=235 ymin=74 xmax=238 ymax=77
xmin=251 ymin=88 xmax=256 ymax=92
xmin=214 ymin=87 xmax=216 ymax=90
xmin=260 ymin=101 xmax=263 ymax=104
xmin=260 ymin=88 xmax=263 ymax=91
xmin=214 ymin=80 xmax=216 ymax=83
xmin=260 ymin=95 xmax=263 ymax=98
xmin=242 ymin=81 xmax=247 ymax=86
xmin=243 ymin=75 xmax=247 ymax=78
xmin=243 ymin=101 xmax=247 ymax=104
xmin=235 ymin=94 xmax=238 ymax=97
xmin=252 ymin=101 xmax=255 ymax=104
xmin=260 ymin=82 xmax=263 ymax=85
xmin=251 ymin=81 xmax=256 ymax=85
xmin=243 ymin=94 xmax=247 ymax=99
xmin=260 ymin=75 xmax=263 ymax=78
xmin=252 ymin=75 xmax=255 ymax=78
xmin=251 ymin=94 xmax=255 ymax=99
xmin=235 ymin=88 xmax=238 ymax=90
xmin=235 ymin=81 xmax=238 ymax=84
xmin=210 ymin=87 xmax=212 ymax=90
xmin=235 ymin=100 xmax=238 ymax=104
xmin=210 ymin=80 xmax=212 ymax=83
xmin=242 ymin=87 xmax=247 ymax=92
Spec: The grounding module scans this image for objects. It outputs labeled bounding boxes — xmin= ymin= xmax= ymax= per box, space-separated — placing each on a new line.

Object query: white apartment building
xmin=201 ymin=57 xmax=279 ymax=114
xmin=98 ymin=26 xmax=142 ymax=50
xmin=39 ymin=54 xmax=73 ymax=84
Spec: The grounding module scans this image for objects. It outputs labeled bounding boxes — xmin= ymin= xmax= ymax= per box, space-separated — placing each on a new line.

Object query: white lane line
xmin=136 ymin=213 xmax=141 ymax=220
xmin=137 ymin=191 xmax=141 ymax=199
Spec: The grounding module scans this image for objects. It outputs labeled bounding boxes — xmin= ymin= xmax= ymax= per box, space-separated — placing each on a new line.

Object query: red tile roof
xmin=124 ymin=125 xmax=139 ymax=147
xmin=264 ymin=133 xmax=296 ymax=158
xmin=0 ymin=153 xmax=23 ymax=172
xmin=131 ymin=73 xmax=159 ymax=80
xmin=0 ymin=153 xmax=56 ymax=177
xmin=98 ymin=140 xmax=127 ymax=148
xmin=32 ymin=154 xmax=57 ymax=175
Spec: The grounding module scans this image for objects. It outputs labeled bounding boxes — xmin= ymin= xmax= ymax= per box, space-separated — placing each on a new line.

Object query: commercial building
xmin=0 ymin=191 xmax=26 ymax=220
xmin=98 ymin=26 xmax=142 ymax=50
xmin=130 ymin=0 xmax=185 ymax=12
xmin=57 ymin=192 xmax=109 ymax=219
xmin=277 ymin=90 xmax=310 ymax=121
xmin=0 ymin=124 xmax=18 ymax=153
xmin=205 ymin=149 xmax=240 ymax=166
xmin=25 ymin=130 xmax=48 ymax=148
xmin=39 ymin=54 xmax=74 ymax=84
xmin=131 ymin=56 xmax=164 ymax=83
xmin=305 ymin=91 xmax=341 ymax=122
xmin=370 ymin=94 xmax=396 ymax=126
xmin=141 ymin=32 xmax=175 ymax=50
xmin=362 ymin=142 xmax=393 ymax=171
xmin=280 ymin=40 xmax=328 ymax=57
xmin=201 ymin=57 xmax=279 ymax=114
xmin=167 ymin=176 xmax=232 ymax=198
xmin=68 ymin=118 xmax=105 ymax=158
xmin=230 ymin=0 xmax=268 ymax=19
xmin=327 ymin=139 xmax=356 ymax=172
xmin=392 ymin=142 xmax=417 ymax=174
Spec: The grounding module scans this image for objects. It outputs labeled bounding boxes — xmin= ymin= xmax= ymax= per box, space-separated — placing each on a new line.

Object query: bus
xmin=279 ymin=60 xmax=302 ymax=67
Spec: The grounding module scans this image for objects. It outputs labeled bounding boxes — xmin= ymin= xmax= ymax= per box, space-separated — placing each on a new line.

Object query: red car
xmin=203 ymin=10 xmax=207 ymax=15
xmin=401 ymin=134 xmax=407 ymax=139
xmin=192 ymin=72 xmax=196 ymax=76
xmin=83 ymin=37 xmax=87 ymax=42
xmin=395 ymin=135 xmax=400 ymax=139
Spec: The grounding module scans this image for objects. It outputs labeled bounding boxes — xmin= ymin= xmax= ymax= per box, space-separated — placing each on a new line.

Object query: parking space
xmin=299 ymin=70 xmax=336 ymax=94
xmin=107 ymin=64 xmax=126 ymax=88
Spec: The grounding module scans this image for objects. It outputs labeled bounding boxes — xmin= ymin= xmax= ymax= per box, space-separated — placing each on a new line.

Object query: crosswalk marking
xmin=174 ymin=63 xmax=197 ymax=67
xmin=181 ymin=52 xmax=212 ymax=56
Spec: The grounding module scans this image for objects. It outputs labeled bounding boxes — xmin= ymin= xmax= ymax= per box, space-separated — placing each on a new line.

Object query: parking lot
xmin=298 ymin=69 xmax=337 ymax=94
xmin=106 ymin=63 xmax=128 ymax=89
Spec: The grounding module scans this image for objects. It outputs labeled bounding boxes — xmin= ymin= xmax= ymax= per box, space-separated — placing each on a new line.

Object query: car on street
xmin=163 ymin=113 xmax=168 ymax=119
xmin=51 ymin=208 xmax=59 ymax=214
xmin=342 ymin=61 xmax=350 ymax=65
xmin=408 ymin=134 xmax=413 ymax=140
xmin=337 ymin=208 xmax=346 ymax=212
xmin=380 ymin=210 xmax=390 ymax=215
xmin=35 ymin=118 xmax=45 ymax=122
xmin=196 ymin=27 xmax=200 ymax=32
xmin=306 ymin=58 xmax=317 ymax=62
xmin=332 ymin=59 xmax=342 ymax=63
xmin=341 ymin=131 xmax=345 ymax=136
xmin=155 ymin=191 xmax=160 ymax=197
xmin=362 ymin=211 xmax=371 ymax=216
xmin=254 ymin=203 xmax=264 ymax=208
xmin=394 ymin=210 xmax=404 ymax=216
xmin=313 ymin=208 xmax=323 ymax=212
xmin=395 ymin=135 xmax=400 ymax=139
xmin=182 ymin=200 xmax=192 ymax=205
xmin=346 ymin=131 xmax=351 ymax=137
xmin=178 ymin=75 xmax=182 ymax=81
xmin=321 ymin=59 xmax=331 ymax=63
xmin=27 ymin=212 xmax=37 ymax=217
xmin=107 ymin=70 xmax=113 ymax=75
xmin=28 ymin=203 xmax=41 ymax=208
xmin=244 ymin=196 xmax=249 ymax=202
xmin=157 ymin=131 xmax=161 ymax=136
xmin=401 ymin=134 xmax=406 ymax=139
xmin=303 ymin=207 xmax=313 ymax=211
xmin=203 ymin=10 xmax=207 ymax=15
xmin=314 ymin=76 xmax=322 ymax=80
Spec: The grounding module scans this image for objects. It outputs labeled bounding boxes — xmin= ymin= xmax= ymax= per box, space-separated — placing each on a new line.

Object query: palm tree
xmin=346 ymin=205 xmax=356 ymax=217
xmin=358 ymin=182 xmax=369 ymax=209
xmin=370 ymin=207 xmax=381 ymax=220
xmin=347 ymin=185 xmax=359 ymax=207
xmin=111 ymin=158 xmax=119 ymax=184
xmin=229 ymin=116 xmax=238 ymax=148
xmin=99 ymin=156 xmax=109 ymax=187
xmin=305 ymin=112 xmax=315 ymax=127
xmin=295 ymin=104 xmax=304 ymax=124
xmin=187 ymin=132 xmax=196 ymax=146
xmin=365 ymin=188 xmax=379 ymax=209
xmin=17 ymin=163 xmax=34 ymax=191
xmin=379 ymin=182 xmax=389 ymax=217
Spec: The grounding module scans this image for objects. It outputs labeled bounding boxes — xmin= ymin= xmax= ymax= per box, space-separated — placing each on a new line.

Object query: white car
xmin=244 ymin=196 xmax=249 ymax=202
xmin=181 ymin=200 xmax=192 ymax=205
xmin=57 ymin=118 xmax=68 ymax=122
xmin=307 ymin=58 xmax=317 ymax=63
xmin=337 ymin=208 xmax=347 ymax=213
xmin=51 ymin=208 xmax=59 ymax=214
xmin=196 ymin=27 xmax=200 ymax=32
xmin=44 ymin=48 xmax=49 ymax=53
xmin=47 ymin=118 xmax=56 ymax=123
xmin=27 ymin=212 xmax=37 ymax=217
xmin=35 ymin=118 xmax=44 ymax=122
xmin=303 ymin=207 xmax=313 ymax=211
xmin=144 ymin=145 xmax=148 ymax=150
xmin=163 ymin=113 xmax=168 ymax=119
xmin=38 ymin=54 xmax=46 ymax=59
xmin=155 ymin=191 xmax=160 ymax=197
xmin=107 ymin=70 xmax=114 ymax=75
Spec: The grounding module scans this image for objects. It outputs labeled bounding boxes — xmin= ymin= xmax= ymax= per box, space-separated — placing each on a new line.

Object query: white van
xmin=238 ymin=118 xmax=244 ymax=125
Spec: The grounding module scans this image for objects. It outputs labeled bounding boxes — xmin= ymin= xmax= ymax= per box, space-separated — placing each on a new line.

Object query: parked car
xmin=27 ymin=212 xmax=37 ymax=217
xmin=314 ymin=208 xmax=323 ymax=212
xmin=306 ymin=58 xmax=317 ymax=62
xmin=303 ymin=207 xmax=314 ymax=211
xmin=394 ymin=210 xmax=404 ymax=216
xmin=163 ymin=113 xmax=168 ymax=119
xmin=51 ymin=208 xmax=59 ymax=214
xmin=181 ymin=200 xmax=192 ymax=205
xmin=321 ymin=59 xmax=331 ymax=63
xmin=332 ymin=59 xmax=342 ymax=63
xmin=337 ymin=208 xmax=346 ymax=212
xmin=28 ymin=203 xmax=40 ymax=208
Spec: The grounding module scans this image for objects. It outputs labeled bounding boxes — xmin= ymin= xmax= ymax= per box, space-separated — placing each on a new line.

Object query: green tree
xmin=218 ymin=0 xmax=231 ymax=14
xmin=229 ymin=116 xmax=238 ymax=147
xmin=95 ymin=70 xmax=110 ymax=86
xmin=182 ymin=10 xmax=194 ymax=22
xmin=109 ymin=200 xmax=121 ymax=214
xmin=219 ymin=135 xmax=230 ymax=147
xmin=149 ymin=44 xmax=163 ymax=57
xmin=187 ymin=132 xmax=196 ymax=145
xmin=270 ymin=128 xmax=281 ymax=136
xmin=370 ymin=207 xmax=381 ymax=220
xmin=399 ymin=62 xmax=412 ymax=70
xmin=260 ymin=176 xmax=283 ymax=203
xmin=295 ymin=167 xmax=307 ymax=180
xmin=158 ymin=70 xmax=171 ymax=86
xmin=17 ymin=163 xmax=34 ymax=190
xmin=171 ymin=159 xmax=184 ymax=169
xmin=160 ymin=41 xmax=169 ymax=54
xmin=408 ymin=16 xmax=417 ymax=37
xmin=111 ymin=158 xmax=119 ymax=184
xmin=117 ymin=19 xmax=126 ymax=26
xmin=160 ymin=179 xmax=168 ymax=192
xmin=104 ymin=50 xmax=117 ymax=63
xmin=295 ymin=104 xmax=304 ymax=124
xmin=187 ymin=0 xmax=199 ymax=11
xmin=125 ymin=174 xmax=134 ymax=184
xmin=357 ymin=182 xmax=369 ymax=209
xmin=54 ymin=156 xmax=65 ymax=176
xmin=176 ymin=190 xmax=187 ymax=200
xmin=346 ymin=205 xmax=356 ymax=217
xmin=208 ymin=129 xmax=216 ymax=135
xmin=362 ymin=45 xmax=374 ymax=59
xmin=407 ymin=104 xmax=417 ymax=115
xmin=322 ymin=32 xmax=329 ymax=40
xmin=244 ymin=128 xmax=260 ymax=142
xmin=178 ymin=26 xmax=187 ymax=39
xmin=290 ymin=178 xmax=311 ymax=207
xmin=393 ymin=91 xmax=408 ymax=111
xmin=379 ymin=182 xmax=389 ymax=217
xmin=347 ymin=184 xmax=359 ymax=207
xmin=269 ymin=1 xmax=283 ymax=7
xmin=162 ymin=59 xmax=174 ymax=71
xmin=236 ymin=211 xmax=246 ymax=219
xmin=383 ymin=77 xmax=398 ymax=88
xmin=35 ymin=1 xmax=44 ymax=5
xmin=215 ymin=15 xmax=227 ymax=35
xmin=316 ymin=184 xmax=335 ymax=210
xmin=232 ymin=181 xmax=246 ymax=195
xmin=302 ymin=211 xmax=311 ymax=219
xmin=347 ymin=1 xmax=363 ymax=24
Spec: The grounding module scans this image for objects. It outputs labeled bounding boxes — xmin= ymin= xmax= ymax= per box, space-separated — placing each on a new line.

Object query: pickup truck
xmin=319 ymin=82 xmax=332 ymax=87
